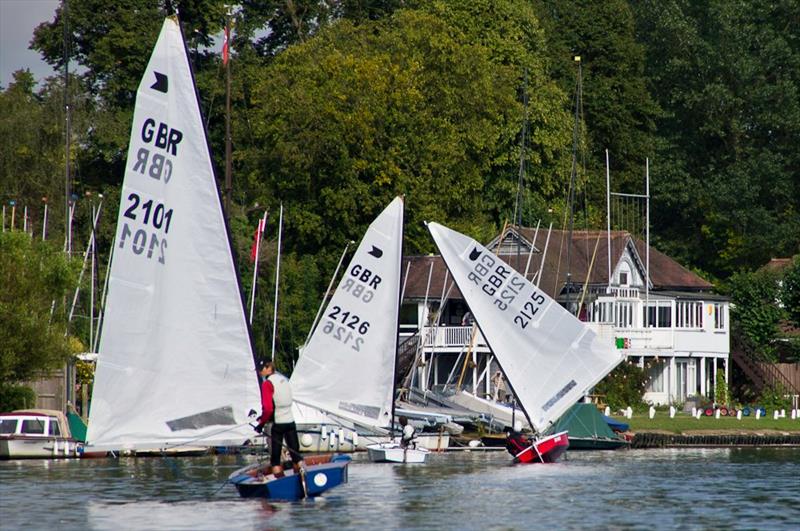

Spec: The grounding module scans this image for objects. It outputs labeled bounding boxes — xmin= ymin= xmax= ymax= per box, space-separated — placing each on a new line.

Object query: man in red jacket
xmin=255 ymin=359 xmax=304 ymax=476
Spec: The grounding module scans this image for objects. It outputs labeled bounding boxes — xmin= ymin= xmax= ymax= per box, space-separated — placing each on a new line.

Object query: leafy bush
xmin=756 ymin=383 xmax=792 ymax=412
xmin=781 ymin=255 xmax=800 ymax=328
xmin=0 ymin=384 xmax=36 ymax=411
xmin=714 ymin=368 xmax=729 ymax=405
xmin=593 ymin=360 xmax=648 ymax=412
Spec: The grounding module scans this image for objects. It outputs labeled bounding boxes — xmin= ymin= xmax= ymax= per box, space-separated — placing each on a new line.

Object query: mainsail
xmin=291 ymin=197 xmax=404 ymax=429
xmin=86 ymin=17 xmax=259 ymax=451
xmin=427 ymin=222 xmax=623 ymax=433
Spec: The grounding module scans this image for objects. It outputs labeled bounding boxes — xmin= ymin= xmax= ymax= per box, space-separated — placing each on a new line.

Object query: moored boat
xmin=0 ymin=410 xmax=81 ymax=459
xmin=366 ymin=442 xmax=429 ymax=463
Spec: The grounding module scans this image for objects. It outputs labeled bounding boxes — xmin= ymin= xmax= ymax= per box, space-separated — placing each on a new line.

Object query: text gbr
xmin=466 ymin=250 xmax=545 ymax=330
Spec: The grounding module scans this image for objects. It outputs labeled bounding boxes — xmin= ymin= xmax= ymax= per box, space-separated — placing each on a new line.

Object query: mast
xmin=63 ymin=0 xmax=71 ymax=255
xmin=389 ymin=198 xmax=405 ymax=437
xmin=249 ymin=210 xmax=268 ymax=324
xmin=223 ymin=9 xmax=232 ymax=214
xmin=514 ymin=69 xmax=529 ymax=274
xmin=565 ymin=56 xmax=582 ymax=314
xmin=270 ymin=204 xmax=283 ymax=361
xmin=606 ymin=149 xmax=611 ymax=290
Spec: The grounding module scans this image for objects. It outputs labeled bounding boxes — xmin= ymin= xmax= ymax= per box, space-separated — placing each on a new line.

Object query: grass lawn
xmin=614 ymin=413 xmax=800 ymax=434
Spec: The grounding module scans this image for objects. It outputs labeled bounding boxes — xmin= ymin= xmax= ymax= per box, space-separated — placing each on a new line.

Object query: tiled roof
xmin=403 ymin=226 xmax=712 ymax=300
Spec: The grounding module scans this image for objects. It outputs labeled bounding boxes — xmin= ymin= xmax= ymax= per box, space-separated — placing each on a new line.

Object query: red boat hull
xmin=514 ymin=431 xmax=569 ymax=464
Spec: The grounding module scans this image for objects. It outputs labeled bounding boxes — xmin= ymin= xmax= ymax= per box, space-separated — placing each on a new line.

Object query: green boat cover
xmin=548 ymin=403 xmax=618 ymax=439
xmin=67 ymin=411 xmax=88 ymax=442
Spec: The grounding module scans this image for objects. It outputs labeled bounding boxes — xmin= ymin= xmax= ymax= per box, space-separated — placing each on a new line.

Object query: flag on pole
xmin=222 ymin=25 xmax=230 ymax=66
xmin=250 ymin=215 xmax=266 ymax=262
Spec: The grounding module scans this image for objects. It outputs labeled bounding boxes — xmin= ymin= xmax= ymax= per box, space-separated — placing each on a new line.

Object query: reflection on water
xmin=1 ymin=449 xmax=798 ymax=530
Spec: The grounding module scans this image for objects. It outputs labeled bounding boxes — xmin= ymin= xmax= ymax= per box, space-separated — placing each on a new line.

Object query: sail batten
xmin=291 ymin=198 xmax=404 ymax=430
xmin=427 ymin=222 xmax=624 ymax=433
xmin=86 ymin=18 xmax=259 ymax=451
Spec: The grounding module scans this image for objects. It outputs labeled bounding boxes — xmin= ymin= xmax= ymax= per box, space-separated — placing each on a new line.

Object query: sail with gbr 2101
xmin=87 ymin=16 xmax=350 ymax=501
xmin=427 ymin=222 xmax=624 ymax=463
xmin=85 ymin=16 xmax=260 ymax=455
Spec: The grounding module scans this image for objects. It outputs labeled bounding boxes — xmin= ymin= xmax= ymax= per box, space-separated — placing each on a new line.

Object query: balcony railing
xmin=604 ymin=286 xmax=640 ymax=298
xmin=420 ymin=326 xmax=488 ymax=349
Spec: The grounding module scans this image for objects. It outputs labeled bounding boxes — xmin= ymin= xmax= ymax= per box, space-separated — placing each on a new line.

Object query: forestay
xmin=291 ymin=197 xmax=404 ymax=429
xmin=86 ymin=17 xmax=259 ymax=451
xmin=427 ymin=222 xmax=623 ymax=433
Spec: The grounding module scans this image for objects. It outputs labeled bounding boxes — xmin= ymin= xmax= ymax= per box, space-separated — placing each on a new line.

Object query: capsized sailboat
xmin=289 ymin=197 xmax=429 ymax=461
xmin=427 ymin=222 xmax=624 ymax=463
xmin=84 ymin=16 xmax=348 ymax=499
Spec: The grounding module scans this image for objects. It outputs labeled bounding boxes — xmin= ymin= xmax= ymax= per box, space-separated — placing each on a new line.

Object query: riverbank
xmin=631 ymin=431 xmax=800 ymax=448
xmin=618 ymin=412 xmax=800 ymax=448
xmin=620 ymin=412 xmax=800 ymax=433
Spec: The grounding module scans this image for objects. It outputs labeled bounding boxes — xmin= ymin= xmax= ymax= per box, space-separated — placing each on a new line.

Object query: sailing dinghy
xmin=427 ymin=222 xmax=623 ymax=463
xmin=289 ymin=197 xmax=428 ymax=462
xmin=85 ymin=16 xmax=348 ymax=500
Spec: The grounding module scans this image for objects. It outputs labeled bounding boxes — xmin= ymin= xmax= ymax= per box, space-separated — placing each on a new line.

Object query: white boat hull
xmin=295 ymin=427 xmax=449 ymax=453
xmin=0 ymin=437 xmax=80 ymax=459
xmin=366 ymin=442 xmax=429 ymax=463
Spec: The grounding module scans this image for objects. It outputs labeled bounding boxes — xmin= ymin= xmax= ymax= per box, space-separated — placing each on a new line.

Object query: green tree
xmin=782 ymin=255 xmax=800 ymax=328
xmin=0 ymin=71 xmax=92 ymax=235
xmin=0 ymin=231 xmax=80 ymax=386
xmin=725 ymin=268 xmax=785 ymax=360
xmin=239 ymin=7 xmax=569 ymax=257
xmin=31 ymin=0 xmax=231 ymax=192
xmin=634 ymin=0 xmax=800 ymax=276
xmin=533 ymin=0 xmax=658 ymax=200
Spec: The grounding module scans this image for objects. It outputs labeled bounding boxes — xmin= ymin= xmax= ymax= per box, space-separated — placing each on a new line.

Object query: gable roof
xmin=403 ymin=226 xmax=712 ymax=301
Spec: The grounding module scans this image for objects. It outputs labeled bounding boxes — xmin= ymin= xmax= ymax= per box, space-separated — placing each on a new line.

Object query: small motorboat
xmin=228 ymin=454 xmax=351 ymax=501
xmin=0 ymin=410 xmax=81 ymax=459
xmin=366 ymin=441 xmax=430 ymax=463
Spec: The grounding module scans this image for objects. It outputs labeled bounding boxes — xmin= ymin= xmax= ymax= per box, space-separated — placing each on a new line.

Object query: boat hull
xmin=567 ymin=436 xmax=630 ymax=450
xmin=295 ymin=428 xmax=449 ymax=453
xmin=0 ymin=436 xmax=81 ymax=459
xmin=366 ymin=443 xmax=429 ymax=463
xmin=228 ymin=454 xmax=351 ymax=501
xmin=514 ymin=431 xmax=569 ymax=464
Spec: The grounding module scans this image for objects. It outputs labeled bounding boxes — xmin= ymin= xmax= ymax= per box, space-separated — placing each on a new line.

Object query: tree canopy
xmin=0 ymin=232 xmax=80 ymax=384
xmin=3 ymin=0 xmax=799 ymax=369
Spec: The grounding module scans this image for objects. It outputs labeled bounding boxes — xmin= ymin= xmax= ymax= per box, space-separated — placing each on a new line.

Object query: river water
xmin=1 ymin=448 xmax=798 ymax=530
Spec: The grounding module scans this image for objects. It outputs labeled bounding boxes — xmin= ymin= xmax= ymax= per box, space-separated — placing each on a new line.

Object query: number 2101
xmin=119 ymin=222 xmax=167 ymax=264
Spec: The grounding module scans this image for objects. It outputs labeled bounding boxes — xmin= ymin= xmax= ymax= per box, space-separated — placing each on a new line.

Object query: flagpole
xmin=270 ymin=204 xmax=283 ymax=361
xmin=249 ymin=209 xmax=268 ymax=324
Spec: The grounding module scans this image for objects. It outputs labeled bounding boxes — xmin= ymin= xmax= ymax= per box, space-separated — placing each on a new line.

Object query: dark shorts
xmin=270 ymin=421 xmax=301 ymax=466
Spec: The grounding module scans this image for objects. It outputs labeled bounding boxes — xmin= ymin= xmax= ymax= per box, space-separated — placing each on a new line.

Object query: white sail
xmin=86 ymin=17 xmax=260 ymax=451
xmin=427 ymin=222 xmax=623 ymax=433
xmin=291 ymin=197 xmax=404 ymax=429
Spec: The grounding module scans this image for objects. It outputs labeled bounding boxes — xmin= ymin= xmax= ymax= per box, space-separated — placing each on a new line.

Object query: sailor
xmin=491 ymin=370 xmax=507 ymax=402
xmin=398 ymin=416 xmax=417 ymax=449
xmin=255 ymin=359 xmax=305 ymax=476
xmin=505 ymin=420 xmax=530 ymax=459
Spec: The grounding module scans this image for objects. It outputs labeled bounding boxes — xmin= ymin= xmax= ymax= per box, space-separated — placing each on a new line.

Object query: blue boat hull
xmin=229 ymin=455 xmax=350 ymax=501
